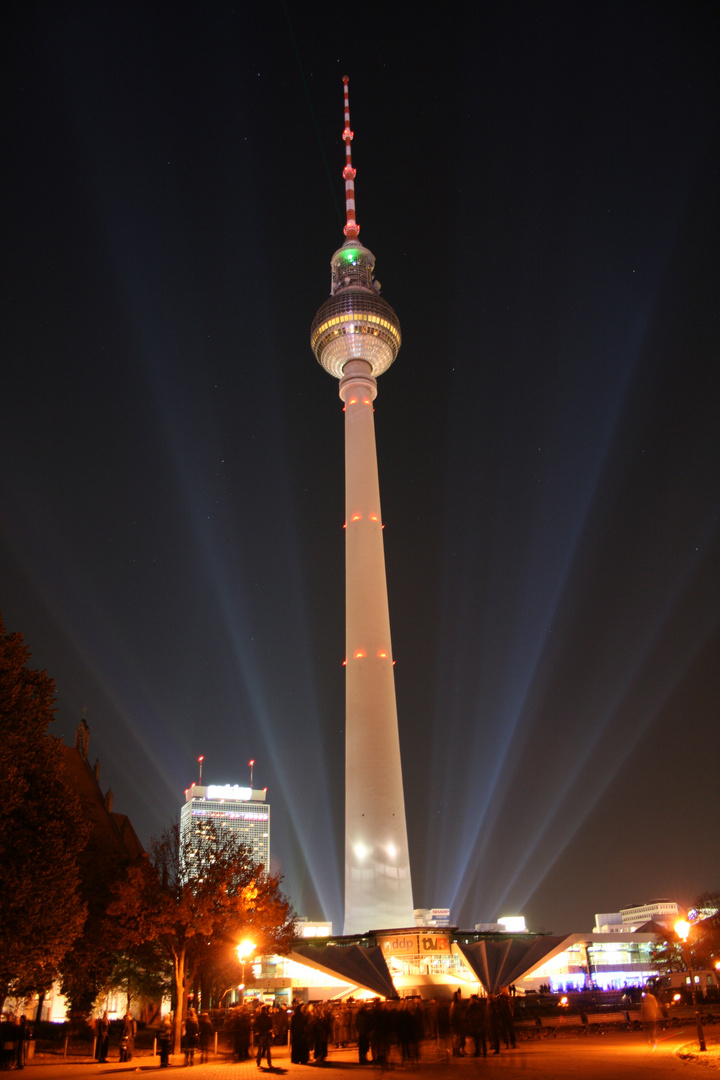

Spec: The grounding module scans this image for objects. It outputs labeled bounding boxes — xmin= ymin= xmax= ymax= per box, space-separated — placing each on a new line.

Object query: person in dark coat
xmin=183 ymin=1007 xmax=199 ymax=1066
xmin=466 ymin=995 xmax=487 ymax=1058
xmin=14 ymin=1016 xmax=30 ymax=1070
xmin=496 ymin=991 xmax=516 ymax=1049
xmin=254 ymin=1006 xmax=273 ymax=1068
xmin=120 ymin=1013 xmax=137 ymax=1061
xmin=450 ymin=992 xmax=466 ymax=1056
xmin=199 ymin=1012 xmax=214 ymax=1063
xmin=313 ymin=1005 xmax=331 ymax=1063
xmin=95 ymin=1012 xmax=110 ymax=1062
xmin=290 ymin=1005 xmax=310 ymax=1064
xmin=487 ymin=995 xmax=501 ymax=1055
xmin=355 ymin=1003 xmax=371 ymax=1064
xmin=157 ymin=1014 xmax=172 ymax=1068
xmin=273 ymin=1004 xmax=289 ymax=1047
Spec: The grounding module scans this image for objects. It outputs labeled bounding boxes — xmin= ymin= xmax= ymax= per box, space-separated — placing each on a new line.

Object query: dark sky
xmin=2 ymin=1 xmax=718 ymax=935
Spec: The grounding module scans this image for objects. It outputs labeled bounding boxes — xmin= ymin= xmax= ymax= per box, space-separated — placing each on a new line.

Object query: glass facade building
xmin=180 ymin=783 xmax=270 ymax=872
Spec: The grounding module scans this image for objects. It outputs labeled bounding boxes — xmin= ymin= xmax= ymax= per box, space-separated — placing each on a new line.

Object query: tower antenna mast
xmin=342 ymin=76 xmax=359 ymax=239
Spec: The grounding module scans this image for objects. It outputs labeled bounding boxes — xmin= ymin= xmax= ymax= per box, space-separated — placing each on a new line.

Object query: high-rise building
xmin=180 ymin=783 xmax=270 ymax=872
xmin=311 ymin=78 xmax=414 ymax=935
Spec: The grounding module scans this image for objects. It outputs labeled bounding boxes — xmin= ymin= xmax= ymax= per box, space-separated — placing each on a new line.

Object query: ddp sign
xmin=379 ymin=933 xmax=451 ymax=956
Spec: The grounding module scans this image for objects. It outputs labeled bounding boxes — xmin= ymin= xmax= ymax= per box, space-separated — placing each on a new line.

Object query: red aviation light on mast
xmin=342 ymin=76 xmax=359 ymax=239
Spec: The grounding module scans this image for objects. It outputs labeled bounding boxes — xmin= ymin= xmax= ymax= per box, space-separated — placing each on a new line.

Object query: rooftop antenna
xmin=198 ymin=755 xmax=204 ymax=785
xmin=249 ymin=759 xmax=255 ymax=788
xmin=342 ymin=76 xmax=359 ymax=240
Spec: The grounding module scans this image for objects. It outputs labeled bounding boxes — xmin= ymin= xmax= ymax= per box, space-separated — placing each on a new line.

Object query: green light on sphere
xmin=344 ymin=249 xmax=358 ymax=263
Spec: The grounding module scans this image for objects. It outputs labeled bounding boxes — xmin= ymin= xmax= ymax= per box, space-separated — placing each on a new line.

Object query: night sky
xmin=2 ymin=2 xmax=718 ymax=935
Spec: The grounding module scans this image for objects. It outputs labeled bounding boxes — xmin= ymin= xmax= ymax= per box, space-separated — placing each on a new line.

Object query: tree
xmin=0 ymin=615 xmax=87 ymax=1012
xmin=109 ymin=824 xmax=295 ymax=1052
xmin=104 ymin=942 xmax=172 ymax=1015
xmin=652 ymin=891 xmax=720 ymax=976
xmin=59 ymin=833 xmax=131 ymax=1020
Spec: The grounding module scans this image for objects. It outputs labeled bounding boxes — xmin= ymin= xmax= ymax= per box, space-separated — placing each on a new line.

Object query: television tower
xmin=311 ymin=78 xmax=414 ymax=934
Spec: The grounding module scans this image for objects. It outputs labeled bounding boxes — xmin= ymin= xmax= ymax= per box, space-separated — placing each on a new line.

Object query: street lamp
xmin=236 ymin=940 xmax=256 ymax=1003
xmin=674 ymin=920 xmax=706 ymax=1052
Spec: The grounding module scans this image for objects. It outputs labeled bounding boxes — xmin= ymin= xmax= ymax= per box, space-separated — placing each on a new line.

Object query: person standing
xmin=290 ymin=1004 xmax=309 ymax=1064
xmin=14 ymin=1016 xmax=30 ymax=1070
xmin=355 ymin=1003 xmax=371 ymax=1065
xmin=497 ymin=990 xmax=516 ymax=1049
xmin=254 ymin=1006 xmax=274 ymax=1068
xmin=487 ymin=995 xmax=501 ymax=1055
xmin=183 ymin=1007 xmax=199 ymax=1066
xmin=157 ymin=1014 xmax=172 ymax=1068
xmin=450 ymin=990 xmax=466 ymax=1056
xmin=120 ymin=1013 xmax=136 ymax=1061
xmin=95 ymin=1012 xmax=110 ymax=1063
xmin=199 ymin=1012 xmax=214 ymax=1064
xmin=641 ymin=990 xmax=662 ymax=1047
xmin=466 ymin=995 xmax=488 ymax=1058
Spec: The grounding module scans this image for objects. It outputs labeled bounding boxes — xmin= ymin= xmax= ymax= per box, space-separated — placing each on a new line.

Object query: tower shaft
xmin=340 ymin=360 xmax=413 ymax=934
xmin=312 ymin=78 xmax=413 ymax=936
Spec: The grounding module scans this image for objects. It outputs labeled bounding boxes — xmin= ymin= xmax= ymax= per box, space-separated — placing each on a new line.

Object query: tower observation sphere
xmin=310 ymin=241 xmax=401 ymax=379
xmin=311 ymin=77 xmax=414 ymax=936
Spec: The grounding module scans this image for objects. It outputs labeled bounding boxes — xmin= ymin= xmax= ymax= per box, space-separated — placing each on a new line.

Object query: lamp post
xmin=236 ymin=940 xmax=256 ymax=1004
xmin=675 ymin=920 xmax=706 ymax=1052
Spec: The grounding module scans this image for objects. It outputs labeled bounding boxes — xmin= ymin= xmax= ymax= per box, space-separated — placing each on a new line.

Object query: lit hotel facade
xmin=180 ymin=783 xmax=270 ymax=871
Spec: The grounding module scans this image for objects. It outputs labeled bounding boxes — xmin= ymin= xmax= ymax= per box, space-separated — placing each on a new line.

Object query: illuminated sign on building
xmin=380 ymin=933 xmax=451 ymax=956
xmin=206 ymin=784 xmax=252 ymax=801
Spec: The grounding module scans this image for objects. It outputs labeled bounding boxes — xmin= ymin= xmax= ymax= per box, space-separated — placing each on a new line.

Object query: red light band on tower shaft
xmin=342 ymin=77 xmax=359 ymax=239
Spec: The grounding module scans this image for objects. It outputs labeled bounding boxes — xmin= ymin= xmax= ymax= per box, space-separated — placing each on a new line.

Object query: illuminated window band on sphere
xmin=311 ymin=77 xmax=413 ymax=935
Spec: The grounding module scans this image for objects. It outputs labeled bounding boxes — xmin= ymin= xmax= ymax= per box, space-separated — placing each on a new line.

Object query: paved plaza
xmin=12 ymin=1032 xmax=720 ymax=1080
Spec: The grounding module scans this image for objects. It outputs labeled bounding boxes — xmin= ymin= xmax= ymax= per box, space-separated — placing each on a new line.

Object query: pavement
xmin=12 ymin=1032 xmax=720 ymax=1080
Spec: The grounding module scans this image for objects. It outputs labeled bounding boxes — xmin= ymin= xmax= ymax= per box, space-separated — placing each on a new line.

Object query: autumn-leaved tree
xmin=109 ymin=823 xmax=295 ymax=1052
xmin=0 ymin=615 xmax=87 ymax=1012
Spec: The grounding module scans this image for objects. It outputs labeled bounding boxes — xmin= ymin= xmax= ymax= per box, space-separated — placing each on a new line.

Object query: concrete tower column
xmin=338 ymin=360 xmax=413 ymax=933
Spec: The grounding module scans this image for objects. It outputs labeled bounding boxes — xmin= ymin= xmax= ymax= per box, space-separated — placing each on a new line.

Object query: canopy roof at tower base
xmin=290 ymin=943 xmax=398 ymax=1000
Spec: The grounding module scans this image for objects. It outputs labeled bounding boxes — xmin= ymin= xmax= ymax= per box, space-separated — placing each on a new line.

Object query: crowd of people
xmin=218 ymin=989 xmax=519 ymax=1065
xmin=0 ymin=1014 xmax=31 ymax=1070
xmin=0 ymin=988 xmax=518 ymax=1068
